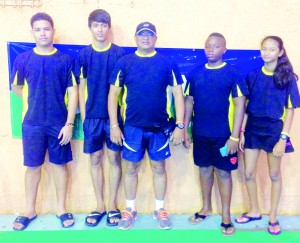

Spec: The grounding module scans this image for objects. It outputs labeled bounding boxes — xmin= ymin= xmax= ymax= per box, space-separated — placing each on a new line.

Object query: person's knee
xmin=151 ymin=162 xmax=165 ymax=176
xmin=125 ymin=163 xmax=140 ymax=176
xmin=269 ymin=170 xmax=281 ymax=182
xmin=90 ymin=150 xmax=103 ymax=166
xmin=26 ymin=166 xmax=42 ymax=175
xmin=215 ymin=168 xmax=231 ymax=180
xmin=245 ymin=170 xmax=256 ymax=182
xmin=200 ymin=166 xmax=213 ymax=179
xmin=108 ymin=152 xmax=121 ymax=167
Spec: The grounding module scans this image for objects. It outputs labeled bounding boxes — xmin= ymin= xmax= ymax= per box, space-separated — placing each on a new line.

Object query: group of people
xmin=10 ymin=9 xmax=300 ymax=236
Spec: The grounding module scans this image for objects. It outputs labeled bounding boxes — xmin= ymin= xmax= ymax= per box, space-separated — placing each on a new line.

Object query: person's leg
xmin=106 ymin=149 xmax=122 ymax=225
xmin=215 ymin=167 xmax=234 ymax=235
xmin=150 ymin=160 xmax=167 ymax=203
xmin=267 ymin=153 xmax=282 ymax=234
xmin=123 ymin=160 xmax=142 ymax=204
xmin=198 ymin=166 xmax=214 ymax=215
xmin=188 ymin=135 xmax=215 ymax=224
xmin=13 ymin=166 xmax=42 ymax=230
xmin=52 ymin=163 xmax=74 ymax=227
xmin=235 ymin=149 xmax=261 ymax=222
xmin=90 ymin=150 xmax=106 ymax=212
xmin=150 ymin=159 xmax=173 ymax=230
xmin=118 ymin=160 xmax=141 ymax=230
xmin=107 ymin=150 xmax=122 ymax=210
xmin=13 ymin=125 xmax=47 ymax=230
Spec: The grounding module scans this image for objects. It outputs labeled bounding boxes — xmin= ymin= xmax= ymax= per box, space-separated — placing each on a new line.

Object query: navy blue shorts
xmin=244 ymin=116 xmax=293 ymax=153
xmin=122 ymin=126 xmax=170 ymax=162
xmin=193 ymin=135 xmax=238 ymax=171
xmin=83 ymin=118 xmax=122 ymax=154
xmin=22 ymin=124 xmax=72 ymax=167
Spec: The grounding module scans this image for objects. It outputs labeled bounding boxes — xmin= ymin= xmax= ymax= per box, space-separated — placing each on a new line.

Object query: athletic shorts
xmin=83 ymin=118 xmax=122 ymax=154
xmin=193 ymin=135 xmax=238 ymax=171
xmin=22 ymin=124 xmax=72 ymax=167
xmin=244 ymin=116 xmax=293 ymax=153
xmin=122 ymin=126 xmax=170 ymax=162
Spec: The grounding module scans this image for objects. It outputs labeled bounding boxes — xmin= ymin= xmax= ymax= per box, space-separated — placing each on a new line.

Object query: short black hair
xmin=208 ymin=32 xmax=226 ymax=45
xmin=30 ymin=12 xmax=54 ymax=28
xmin=88 ymin=9 xmax=111 ymax=28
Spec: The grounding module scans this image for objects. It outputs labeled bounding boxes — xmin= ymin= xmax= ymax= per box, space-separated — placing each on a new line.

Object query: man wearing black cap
xmin=108 ymin=22 xmax=185 ymax=230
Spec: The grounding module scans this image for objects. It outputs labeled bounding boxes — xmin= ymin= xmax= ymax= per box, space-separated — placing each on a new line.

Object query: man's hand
xmin=58 ymin=125 xmax=73 ymax=145
xmin=169 ymin=127 xmax=184 ymax=146
xmin=110 ymin=126 xmax=124 ymax=146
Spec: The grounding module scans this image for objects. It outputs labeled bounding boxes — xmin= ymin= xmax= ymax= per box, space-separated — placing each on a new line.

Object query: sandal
xmin=188 ymin=212 xmax=210 ymax=224
xmin=268 ymin=221 xmax=281 ymax=235
xmin=107 ymin=210 xmax=121 ymax=226
xmin=235 ymin=212 xmax=262 ymax=224
xmin=85 ymin=211 xmax=106 ymax=227
xmin=221 ymin=222 xmax=235 ymax=236
xmin=13 ymin=215 xmax=37 ymax=231
xmin=56 ymin=213 xmax=75 ymax=228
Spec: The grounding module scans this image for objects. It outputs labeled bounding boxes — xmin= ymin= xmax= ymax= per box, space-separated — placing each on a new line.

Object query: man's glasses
xmin=136 ymin=31 xmax=156 ymax=37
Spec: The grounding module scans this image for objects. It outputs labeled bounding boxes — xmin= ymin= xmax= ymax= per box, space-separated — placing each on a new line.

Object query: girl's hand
xmin=272 ymin=139 xmax=286 ymax=157
xmin=239 ymin=132 xmax=245 ymax=152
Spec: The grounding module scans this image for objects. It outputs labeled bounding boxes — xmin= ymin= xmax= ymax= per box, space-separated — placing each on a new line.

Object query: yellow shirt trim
xmin=262 ymin=66 xmax=274 ymax=76
xmin=34 ymin=48 xmax=57 ymax=55
xmin=205 ymin=62 xmax=226 ymax=69
xmin=92 ymin=42 xmax=112 ymax=52
xmin=135 ymin=50 xmax=157 ymax=57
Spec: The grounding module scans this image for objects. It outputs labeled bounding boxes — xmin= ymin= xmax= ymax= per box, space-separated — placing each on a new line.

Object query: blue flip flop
xmin=235 ymin=213 xmax=262 ymax=224
xmin=85 ymin=211 xmax=106 ymax=227
xmin=13 ymin=215 xmax=37 ymax=231
xmin=56 ymin=213 xmax=75 ymax=228
xmin=107 ymin=210 xmax=121 ymax=226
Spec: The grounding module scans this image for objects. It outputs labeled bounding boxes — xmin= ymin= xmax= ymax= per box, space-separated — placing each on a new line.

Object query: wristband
xmin=65 ymin=122 xmax=74 ymax=128
xmin=281 ymin=132 xmax=289 ymax=137
xmin=230 ymin=136 xmax=239 ymax=142
xmin=110 ymin=124 xmax=119 ymax=130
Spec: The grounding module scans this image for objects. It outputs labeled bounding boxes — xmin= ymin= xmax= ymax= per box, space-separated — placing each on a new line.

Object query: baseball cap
xmin=135 ymin=22 xmax=156 ymax=35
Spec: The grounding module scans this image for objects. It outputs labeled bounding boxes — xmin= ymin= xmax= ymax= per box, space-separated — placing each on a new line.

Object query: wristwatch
xmin=176 ymin=123 xmax=185 ymax=129
xmin=280 ymin=134 xmax=289 ymax=140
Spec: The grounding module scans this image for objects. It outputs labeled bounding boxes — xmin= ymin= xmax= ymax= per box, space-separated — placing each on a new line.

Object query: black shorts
xmin=22 ymin=124 xmax=72 ymax=167
xmin=244 ymin=116 xmax=293 ymax=153
xmin=193 ymin=135 xmax=238 ymax=171
xmin=83 ymin=118 xmax=122 ymax=154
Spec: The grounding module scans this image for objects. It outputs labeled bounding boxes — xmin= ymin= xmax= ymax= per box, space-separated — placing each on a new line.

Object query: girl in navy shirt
xmin=235 ymin=36 xmax=300 ymax=235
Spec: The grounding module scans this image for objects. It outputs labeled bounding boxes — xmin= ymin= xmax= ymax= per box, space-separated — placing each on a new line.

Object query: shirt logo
xmin=230 ymin=157 xmax=237 ymax=165
xmin=108 ymin=212 xmax=121 ymax=218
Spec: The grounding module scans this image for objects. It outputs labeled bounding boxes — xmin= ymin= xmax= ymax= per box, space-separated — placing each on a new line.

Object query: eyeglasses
xmin=136 ymin=31 xmax=156 ymax=37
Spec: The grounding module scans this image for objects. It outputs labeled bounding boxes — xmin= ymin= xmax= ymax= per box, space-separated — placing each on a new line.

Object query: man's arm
xmin=108 ymin=84 xmax=123 ymax=146
xmin=183 ymin=95 xmax=194 ymax=149
xmin=170 ymin=85 xmax=185 ymax=146
xmin=226 ymin=96 xmax=246 ymax=154
xmin=78 ymin=78 xmax=86 ymax=122
xmin=58 ymin=85 xmax=78 ymax=145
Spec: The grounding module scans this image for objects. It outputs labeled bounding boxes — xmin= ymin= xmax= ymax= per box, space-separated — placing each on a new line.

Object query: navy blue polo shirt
xmin=11 ymin=48 xmax=78 ymax=126
xmin=185 ymin=63 xmax=248 ymax=137
xmin=109 ymin=51 xmax=183 ymax=127
xmin=75 ymin=43 xmax=125 ymax=118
